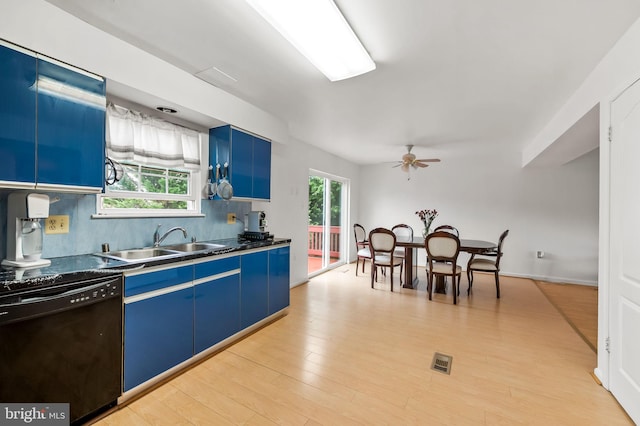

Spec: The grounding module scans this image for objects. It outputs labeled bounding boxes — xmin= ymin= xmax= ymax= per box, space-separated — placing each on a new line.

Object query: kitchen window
xmin=95 ymin=103 xmax=203 ymax=218
xmin=96 ymin=162 xmax=200 ymax=217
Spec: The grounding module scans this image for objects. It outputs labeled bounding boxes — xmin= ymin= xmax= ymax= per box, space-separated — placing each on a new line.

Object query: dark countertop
xmin=0 ymin=237 xmax=291 ymax=296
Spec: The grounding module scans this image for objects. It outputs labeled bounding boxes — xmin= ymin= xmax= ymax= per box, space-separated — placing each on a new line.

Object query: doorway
xmin=308 ymin=171 xmax=348 ymax=276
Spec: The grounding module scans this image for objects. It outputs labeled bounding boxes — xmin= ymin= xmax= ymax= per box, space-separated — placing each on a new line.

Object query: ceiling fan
xmin=392 ymin=145 xmax=440 ymax=179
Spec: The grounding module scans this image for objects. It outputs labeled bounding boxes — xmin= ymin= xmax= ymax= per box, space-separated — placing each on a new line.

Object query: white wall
xmin=358 ymin=144 xmax=599 ymax=285
xmin=253 ymin=139 xmax=360 ymax=287
xmin=523 ymin=15 xmax=640 ymax=166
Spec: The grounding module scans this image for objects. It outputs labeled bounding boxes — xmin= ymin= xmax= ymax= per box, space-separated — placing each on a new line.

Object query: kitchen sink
xmin=163 ymin=242 xmax=226 ymax=252
xmin=98 ymin=248 xmax=183 ymax=262
xmin=96 ymin=243 xmax=227 ymax=263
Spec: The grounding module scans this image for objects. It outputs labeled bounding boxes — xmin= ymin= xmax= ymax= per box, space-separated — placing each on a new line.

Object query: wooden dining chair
xmin=425 ymin=231 xmax=462 ymax=304
xmin=467 ymin=229 xmax=509 ymax=298
xmin=353 ymin=223 xmax=371 ymax=276
xmin=368 ymin=228 xmax=403 ymax=291
xmin=392 ymin=224 xmax=413 ymax=284
xmin=433 ymin=224 xmax=459 ymax=237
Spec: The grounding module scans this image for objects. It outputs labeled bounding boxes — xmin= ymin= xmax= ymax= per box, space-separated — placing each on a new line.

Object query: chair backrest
xmin=354 ymin=224 xmax=367 ymax=247
xmin=425 ymin=231 xmax=461 ymax=264
xmin=392 ymin=224 xmax=414 ymax=242
xmin=495 ymin=229 xmax=509 ymax=267
xmin=369 ymin=228 xmax=397 ymax=256
xmin=434 ymin=224 xmax=459 ymax=237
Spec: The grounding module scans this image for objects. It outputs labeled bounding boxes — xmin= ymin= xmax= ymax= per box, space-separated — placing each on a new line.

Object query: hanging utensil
xmin=209 ymin=164 xmax=218 ymax=197
xmin=105 ymin=157 xmax=123 ymax=186
xmin=217 ymin=162 xmax=233 ymax=200
xmin=204 ymin=165 xmax=214 ymax=199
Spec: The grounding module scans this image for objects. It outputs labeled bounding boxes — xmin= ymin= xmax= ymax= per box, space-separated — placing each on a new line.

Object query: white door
xmin=609 ymin=78 xmax=640 ymax=424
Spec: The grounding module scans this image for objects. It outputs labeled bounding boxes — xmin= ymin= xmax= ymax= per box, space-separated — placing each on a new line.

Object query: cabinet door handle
xmin=193 ymin=269 xmax=240 ymax=286
xmin=124 ymin=281 xmax=192 ymax=304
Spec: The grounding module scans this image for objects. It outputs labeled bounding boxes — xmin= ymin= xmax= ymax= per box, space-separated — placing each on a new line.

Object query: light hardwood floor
xmin=535 ymin=280 xmax=598 ymax=352
xmin=93 ymin=265 xmax=632 ymax=425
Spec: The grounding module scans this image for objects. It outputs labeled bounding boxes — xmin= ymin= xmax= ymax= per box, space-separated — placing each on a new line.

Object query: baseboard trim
xmin=502 ymin=271 xmax=597 ymax=286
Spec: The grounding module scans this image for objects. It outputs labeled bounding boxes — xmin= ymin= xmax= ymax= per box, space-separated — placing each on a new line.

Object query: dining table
xmin=395 ymin=237 xmax=497 ymax=292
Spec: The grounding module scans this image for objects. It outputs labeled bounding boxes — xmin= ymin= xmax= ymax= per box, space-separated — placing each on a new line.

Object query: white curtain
xmin=106 ymin=103 xmax=200 ymax=169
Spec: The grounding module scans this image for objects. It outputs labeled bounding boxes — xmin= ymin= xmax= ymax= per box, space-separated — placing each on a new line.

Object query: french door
xmin=308 ymin=171 xmax=347 ymax=276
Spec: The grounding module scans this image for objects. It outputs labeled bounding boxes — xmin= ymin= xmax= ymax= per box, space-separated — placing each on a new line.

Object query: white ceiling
xmin=45 ymin=0 xmax=640 ymax=165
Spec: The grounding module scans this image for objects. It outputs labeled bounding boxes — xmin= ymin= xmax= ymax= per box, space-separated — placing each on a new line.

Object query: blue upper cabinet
xmin=0 ymin=41 xmax=105 ymax=193
xmin=0 ymin=43 xmax=37 ymax=187
xmin=209 ymin=125 xmax=271 ymax=200
xmin=253 ymin=135 xmax=271 ymax=200
xmin=36 ymin=58 xmax=106 ymax=191
xmin=231 ymin=128 xmax=254 ymax=198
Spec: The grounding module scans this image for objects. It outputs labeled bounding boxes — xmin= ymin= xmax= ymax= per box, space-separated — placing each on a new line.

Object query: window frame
xmin=94 ymin=162 xmax=203 ymax=219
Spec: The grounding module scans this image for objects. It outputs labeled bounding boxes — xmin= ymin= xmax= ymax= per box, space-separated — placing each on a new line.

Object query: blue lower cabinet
xmin=122 ymin=246 xmax=289 ymax=394
xmin=194 ymin=273 xmax=241 ymax=353
xmin=123 ymin=287 xmax=193 ymax=392
xmin=269 ymin=246 xmax=290 ymax=314
xmin=241 ymin=251 xmax=269 ymax=328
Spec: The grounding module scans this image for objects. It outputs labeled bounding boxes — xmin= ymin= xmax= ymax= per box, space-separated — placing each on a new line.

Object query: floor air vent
xmin=431 ymin=352 xmax=452 ymax=375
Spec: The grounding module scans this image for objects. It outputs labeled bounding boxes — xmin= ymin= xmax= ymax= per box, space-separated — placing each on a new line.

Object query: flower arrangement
xmin=415 ymin=209 xmax=438 ymax=237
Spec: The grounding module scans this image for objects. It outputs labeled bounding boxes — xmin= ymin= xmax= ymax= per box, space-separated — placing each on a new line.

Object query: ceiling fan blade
xmin=413 ymin=162 xmax=429 ymax=168
xmin=414 ymin=158 xmax=441 ymax=162
xmin=391 ymin=163 xmax=403 ymax=168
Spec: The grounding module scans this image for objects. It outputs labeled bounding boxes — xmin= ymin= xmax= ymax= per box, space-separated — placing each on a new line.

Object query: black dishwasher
xmin=0 ymin=273 xmax=123 ymax=425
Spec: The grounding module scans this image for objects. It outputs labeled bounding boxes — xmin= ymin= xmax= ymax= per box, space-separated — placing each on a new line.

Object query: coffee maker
xmin=247 ymin=211 xmax=267 ymax=233
xmin=240 ymin=211 xmax=272 ymax=241
xmin=2 ymin=192 xmax=51 ymax=269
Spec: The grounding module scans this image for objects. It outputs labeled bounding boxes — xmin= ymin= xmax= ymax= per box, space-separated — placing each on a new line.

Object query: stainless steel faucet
xmin=153 ymin=224 xmax=187 ymax=247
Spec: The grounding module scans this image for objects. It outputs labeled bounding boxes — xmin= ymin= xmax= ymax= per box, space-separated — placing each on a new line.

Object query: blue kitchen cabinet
xmin=124 ymin=265 xmax=193 ymax=297
xmin=240 ymin=250 xmax=269 ymax=328
xmin=194 ymin=256 xmax=241 ymax=354
xmin=209 ymin=125 xmax=271 ymax=200
xmin=230 ymin=128 xmax=254 ymax=198
xmin=0 ymin=43 xmax=37 ymax=185
xmin=253 ymin=135 xmax=271 ymax=199
xmin=268 ymin=246 xmax=290 ymax=314
xmin=123 ymin=266 xmax=194 ymax=392
xmin=0 ymin=41 xmax=105 ymax=192
xmin=36 ymin=58 xmax=106 ymax=190
xmin=209 ymin=125 xmax=231 ymax=167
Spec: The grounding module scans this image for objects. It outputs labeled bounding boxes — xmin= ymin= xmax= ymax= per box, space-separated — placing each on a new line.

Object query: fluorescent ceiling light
xmin=246 ymin=0 xmax=376 ymax=81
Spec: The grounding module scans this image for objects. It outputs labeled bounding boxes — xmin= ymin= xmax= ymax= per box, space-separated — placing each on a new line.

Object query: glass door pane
xmin=328 ymin=180 xmax=342 ymax=267
xmin=308 ymin=175 xmax=325 ymax=274
xmin=308 ymin=173 xmax=345 ymax=276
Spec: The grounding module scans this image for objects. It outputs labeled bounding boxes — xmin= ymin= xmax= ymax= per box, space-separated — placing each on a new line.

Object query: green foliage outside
xmin=103 ymin=164 xmax=188 ymax=209
xmin=308 ymin=176 xmax=341 ymax=226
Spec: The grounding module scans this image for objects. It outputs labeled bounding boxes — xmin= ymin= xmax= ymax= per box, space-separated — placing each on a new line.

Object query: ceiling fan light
xmin=246 ymin=0 xmax=376 ymax=81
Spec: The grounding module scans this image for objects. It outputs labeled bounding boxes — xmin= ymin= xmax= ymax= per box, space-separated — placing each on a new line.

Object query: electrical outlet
xmin=536 ymin=250 xmax=545 ymax=259
xmin=227 ymin=213 xmax=236 ymax=224
xmin=45 ymin=215 xmax=70 ymax=234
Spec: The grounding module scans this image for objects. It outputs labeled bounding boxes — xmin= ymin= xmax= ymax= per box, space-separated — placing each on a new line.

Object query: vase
xmin=422 ymin=227 xmax=430 ymax=238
